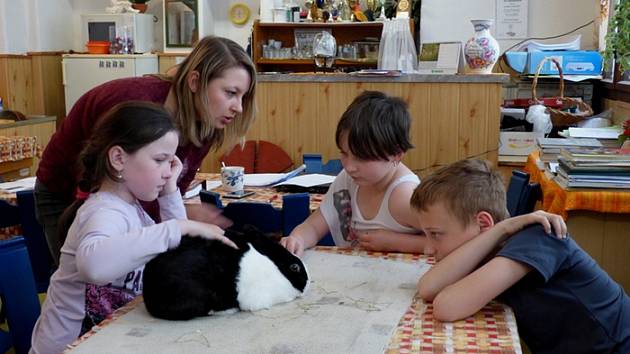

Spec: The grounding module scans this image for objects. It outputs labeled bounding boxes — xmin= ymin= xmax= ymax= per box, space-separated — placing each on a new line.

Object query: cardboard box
xmin=504 ymin=51 xmax=602 ymax=76
xmin=499 ymin=132 xmax=544 ymax=156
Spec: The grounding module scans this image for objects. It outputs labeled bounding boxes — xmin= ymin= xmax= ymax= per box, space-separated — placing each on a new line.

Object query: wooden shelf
xmin=256 ymin=21 xmax=388 ymax=28
xmin=252 ymin=19 xmax=413 ymax=73
xmin=257 ymin=59 xmax=376 ymax=66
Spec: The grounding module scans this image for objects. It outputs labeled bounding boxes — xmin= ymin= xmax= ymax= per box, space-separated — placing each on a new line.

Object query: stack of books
xmin=536 ymin=137 xmax=602 ymax=162
xmin=555 ymin=147 xmax=630 ymax=189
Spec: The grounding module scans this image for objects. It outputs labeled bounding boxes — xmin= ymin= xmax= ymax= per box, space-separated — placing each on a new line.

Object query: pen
xmin=268 ymin=194 xmax=278 ymax=203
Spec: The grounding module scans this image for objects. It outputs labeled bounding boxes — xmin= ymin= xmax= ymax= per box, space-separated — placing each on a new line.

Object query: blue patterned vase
xmin=464 ymin=19 xmax=500 ymax=74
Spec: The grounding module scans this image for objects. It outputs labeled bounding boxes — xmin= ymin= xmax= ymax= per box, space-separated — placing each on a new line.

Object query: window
xmin=601 ymin=0 xmax=630 ymax=102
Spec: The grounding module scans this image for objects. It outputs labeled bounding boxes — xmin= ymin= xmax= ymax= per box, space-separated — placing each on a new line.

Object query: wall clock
xmin=229 ymin=3 xmax=251 ymax=25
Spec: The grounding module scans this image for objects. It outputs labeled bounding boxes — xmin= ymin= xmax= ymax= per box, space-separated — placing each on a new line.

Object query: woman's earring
xmin=117 ymin=170 xmax=124 ymax=181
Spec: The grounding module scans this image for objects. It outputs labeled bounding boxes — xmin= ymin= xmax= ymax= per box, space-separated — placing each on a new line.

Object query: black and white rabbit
xmin=142 ymin=225 xmax=309 ymax=320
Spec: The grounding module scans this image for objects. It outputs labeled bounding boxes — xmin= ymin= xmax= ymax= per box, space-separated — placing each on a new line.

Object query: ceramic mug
xmin=221 ymin=166 xmax=245 ymax=192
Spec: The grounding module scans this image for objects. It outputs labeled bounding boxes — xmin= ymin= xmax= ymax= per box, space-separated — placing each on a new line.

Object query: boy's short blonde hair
xmin=410 ymin=159 xmax=510 ymax=225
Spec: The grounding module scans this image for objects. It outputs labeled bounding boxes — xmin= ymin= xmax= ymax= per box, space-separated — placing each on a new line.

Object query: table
xmin=525 ymin=151 xmax=630 ymax=291
xmin=193 ymin=173 xmax=324 ymax=212
xmin=65 ymin=248 xmax=522 ymax=354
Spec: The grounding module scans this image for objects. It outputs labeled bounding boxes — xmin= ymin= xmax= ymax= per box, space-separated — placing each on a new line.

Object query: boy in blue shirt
xmin=411 ymin=158 xmax=630 ymax=354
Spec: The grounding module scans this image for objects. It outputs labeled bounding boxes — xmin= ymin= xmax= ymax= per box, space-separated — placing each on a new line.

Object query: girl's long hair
xmin=57 ymin=101 xmax=177 ymax=244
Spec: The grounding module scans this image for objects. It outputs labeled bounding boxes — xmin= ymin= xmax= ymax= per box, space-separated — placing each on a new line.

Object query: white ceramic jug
xmin=464 ymin=19 xmax=500 ymax=74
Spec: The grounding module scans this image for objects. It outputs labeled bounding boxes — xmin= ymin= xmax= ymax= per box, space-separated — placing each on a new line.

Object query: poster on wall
xmin=496 ymin=0 xmax=528 ymax=39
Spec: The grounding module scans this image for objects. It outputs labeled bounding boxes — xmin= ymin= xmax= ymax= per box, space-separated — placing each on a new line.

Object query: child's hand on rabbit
xmin=177 ymin=219 xmax=238 ymax=249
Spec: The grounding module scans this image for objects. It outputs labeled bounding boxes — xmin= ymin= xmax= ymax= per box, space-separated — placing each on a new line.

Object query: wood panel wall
xmin=0 ymin=53 xmax=66 ymax=127
xmin=200 ymin=81 xmax=503 ymax=175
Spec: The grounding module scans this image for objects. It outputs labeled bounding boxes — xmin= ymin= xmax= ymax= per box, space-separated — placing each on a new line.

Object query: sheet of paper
xmin=204 ymin=180 xmax=222 ymax=190
xmin=274 ymin=173 xmax=335 ymax=187
xmin=496 ymin=0 xmax=528 ymax=39
xmin=568 ymin=127 xmax=622 ymax=140
xmin=68 ymin=251 xmax=429 ymax=354
xmin=244 ymin=164 xmax=306 ymax=187
xmin=436 ymin=42 xmax=461 ymax=68
xmin=0 ymin=176 xmax=36 ymax=192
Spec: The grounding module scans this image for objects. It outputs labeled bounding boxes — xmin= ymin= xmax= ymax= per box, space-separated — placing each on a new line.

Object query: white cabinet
xmin=62 ymin=54 xmax=159 ymax=114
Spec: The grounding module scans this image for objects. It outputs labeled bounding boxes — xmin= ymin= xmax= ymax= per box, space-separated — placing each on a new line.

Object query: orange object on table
xmin=525 ymin=150 xmax=630 ymax=219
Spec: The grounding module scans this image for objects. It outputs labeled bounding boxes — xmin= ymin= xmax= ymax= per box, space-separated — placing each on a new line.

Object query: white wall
xmin=0 ymin=0 xmax=259 ymax=54
xmin=0 ymin=0 xmax=30 ymax=53
xmin=0 ymin=0 xmax=600 ymax=54
xmin=421 ymin=0 xmax=600 ymax=52
xmin=210 ymin=0 xmax=260 ymax=49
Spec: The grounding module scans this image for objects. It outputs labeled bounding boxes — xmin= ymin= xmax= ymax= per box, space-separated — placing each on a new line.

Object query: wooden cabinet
xmin=252 ymin=20 xmax=413 ymax=73
xmin=199 ymin=74 xmax=508 ymax=174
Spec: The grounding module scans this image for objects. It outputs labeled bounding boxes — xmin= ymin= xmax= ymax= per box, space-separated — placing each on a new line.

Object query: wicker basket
xmin=531 ymin=57 xmax=593 ymax=126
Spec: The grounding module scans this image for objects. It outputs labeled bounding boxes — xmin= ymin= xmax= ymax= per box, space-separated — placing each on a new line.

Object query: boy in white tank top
xmin=281 ymin=91 xmax=426 ymax=256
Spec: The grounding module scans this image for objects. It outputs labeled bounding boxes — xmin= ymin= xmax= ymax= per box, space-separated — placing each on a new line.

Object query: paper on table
xmin=274 ymin=173 xmax=335 ymax=187
xmin=568 ymin=127 xmax=622 ymax=140
xmin=244 ymin=164 xmax=306 ymax=186
xmin=183 ymin=184 xmax=202 ymax=199
xmin=205 ymin=180 xmax=222 ymax=190
xmin=0 ymin=176 xmax=36 ymax=193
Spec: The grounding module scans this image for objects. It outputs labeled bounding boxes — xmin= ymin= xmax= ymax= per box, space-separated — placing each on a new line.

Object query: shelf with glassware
xmin=252 ymin=19 xmax=413 ymax=73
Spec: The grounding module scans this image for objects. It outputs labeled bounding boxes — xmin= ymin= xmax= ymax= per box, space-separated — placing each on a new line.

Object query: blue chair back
xmin=303 ymin=154 xmax=342 ymax=176
xmin=506 ymin=170 xmax=541 ymax=216
xmin=0 ymin=236 xmax=41 ymax=354
xmin=200 ymin=190 xmax=334 ymax=245
xmin=0 ymin=199 xmax=20 ymax=228
xmin=16 ymin=190 xmax=54 ymax=293
xmin=220 ymin=193 xmax=310 ymax=236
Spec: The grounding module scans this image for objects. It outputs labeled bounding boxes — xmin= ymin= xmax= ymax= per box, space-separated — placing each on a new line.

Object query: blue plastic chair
xmin=0 ymin=199 xmax=20 ymax=229
xmin=0 ymin=236 xmax=41 ymax=354
xmin=0 ymin=199 xmax=21 ymax=326
xmin=506 ymin=170 xmax=541 ymax=216
xmin=220 ymin=193 xmax=310 ymax=236
xmin=16 ymin=190 xmax=55 ymax=293
xmin=303 ymin=154 xmax=343 ymax=176
xmin=200 ymin=190 xmax=334 ymax=246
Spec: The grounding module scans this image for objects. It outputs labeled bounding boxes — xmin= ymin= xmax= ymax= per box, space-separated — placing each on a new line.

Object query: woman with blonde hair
xmin=36 ymin=36 xmax=257 ymax=265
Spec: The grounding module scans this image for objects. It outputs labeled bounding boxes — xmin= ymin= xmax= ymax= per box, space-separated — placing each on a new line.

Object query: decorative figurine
xmin=338 ymin=0 xmax=351 ymax=21
xmin=377 ymin=0 xmax=387 ymax=20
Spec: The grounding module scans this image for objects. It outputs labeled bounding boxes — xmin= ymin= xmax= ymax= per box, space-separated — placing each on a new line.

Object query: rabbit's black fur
xmin=143 ymin=225 xmax=308 ymax=320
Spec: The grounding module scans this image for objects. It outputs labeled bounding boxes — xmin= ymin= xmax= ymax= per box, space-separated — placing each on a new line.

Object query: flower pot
xmin=464 ymin=19 xmax=500 ymax=74
xmin=131 ymin=3 xmax=148 ymax=13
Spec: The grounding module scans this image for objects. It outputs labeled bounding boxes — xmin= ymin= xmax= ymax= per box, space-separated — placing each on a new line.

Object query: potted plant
xmin=129 ymin=0 xmax=150 ymax=13
xmin=603 ymin=0 xmax=630 ymax=73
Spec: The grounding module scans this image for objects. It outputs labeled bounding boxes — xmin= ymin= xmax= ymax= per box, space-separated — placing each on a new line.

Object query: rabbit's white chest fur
xmin=236 ymin=244 xmax=305 ymax=311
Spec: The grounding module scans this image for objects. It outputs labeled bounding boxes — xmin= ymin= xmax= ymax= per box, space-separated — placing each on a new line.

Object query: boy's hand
xmin=499 ymin=210 xmax=567 ymax=239
xmin=161 ymin=155 xmax=183 ymax=196
xmin=355 ymin=229 xmax=391 ymax=252
xmin=280 ymin=236 xmax=305 ymax=257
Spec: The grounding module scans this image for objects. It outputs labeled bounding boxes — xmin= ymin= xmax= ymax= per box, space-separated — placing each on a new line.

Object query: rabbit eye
xmin=289 ymin=263 xmax=301 ymax=273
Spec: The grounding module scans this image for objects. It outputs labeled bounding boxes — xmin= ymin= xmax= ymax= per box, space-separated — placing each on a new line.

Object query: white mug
xmin=221 ymin=166 xmax=245 ymax=192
